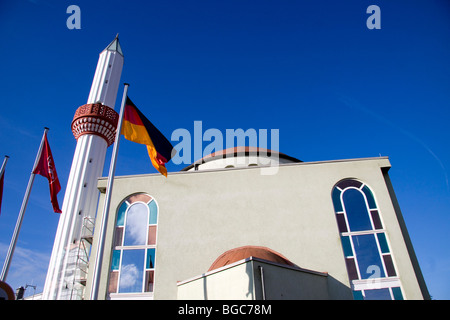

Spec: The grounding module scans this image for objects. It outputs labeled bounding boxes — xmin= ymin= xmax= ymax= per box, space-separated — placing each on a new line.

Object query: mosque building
xmin=81 ymin=147 xmax=429 ymax=300
xmin=39 ymin=36 xmax=429 ymax=301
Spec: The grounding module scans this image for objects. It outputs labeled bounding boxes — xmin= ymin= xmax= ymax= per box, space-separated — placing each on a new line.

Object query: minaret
xmin=43 ymin=35 xmax=124 ymax=300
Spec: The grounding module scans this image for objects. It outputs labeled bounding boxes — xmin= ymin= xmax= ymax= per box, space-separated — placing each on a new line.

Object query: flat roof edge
xmin=98 ymin=156 xmax=391 ymax=186
xmin=177 ymin=256 xmax=328 ymax=287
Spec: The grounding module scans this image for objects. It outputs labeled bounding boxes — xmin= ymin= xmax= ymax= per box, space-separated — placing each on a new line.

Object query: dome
xmin=208 ymin=245 xmax=296 ymax=271
xmin=182 ymin=146 xmax=301 ymax=171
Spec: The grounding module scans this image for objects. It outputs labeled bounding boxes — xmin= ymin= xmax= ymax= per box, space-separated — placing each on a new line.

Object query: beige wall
xmin=86 ymin=157 xmax=428 ymax=300
xmin=177 ymin=259 xmax=256 ymax=300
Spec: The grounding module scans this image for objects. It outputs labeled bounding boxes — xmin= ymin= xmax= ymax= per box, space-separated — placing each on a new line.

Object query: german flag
xmin=121 ymin=97 xmax=174 ymax=176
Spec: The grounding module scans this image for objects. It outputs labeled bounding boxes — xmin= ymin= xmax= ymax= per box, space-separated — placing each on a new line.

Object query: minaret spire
xmin=103 ymin=33 xmax=123 ymax=56
xmin=43 ymin=36 xmax=124 ymax=300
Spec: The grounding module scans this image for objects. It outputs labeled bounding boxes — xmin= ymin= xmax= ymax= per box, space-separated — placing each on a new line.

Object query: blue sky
xmin=0 ymin=0 xmax=449 ymax=299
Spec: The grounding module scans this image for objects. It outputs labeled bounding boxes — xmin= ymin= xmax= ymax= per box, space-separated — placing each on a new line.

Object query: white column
xmin=43 ymin=36 xmax=123 ymax=300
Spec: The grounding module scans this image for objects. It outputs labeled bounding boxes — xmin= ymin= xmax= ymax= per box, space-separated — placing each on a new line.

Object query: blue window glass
xmin=353 ymin=290 xmax=364 ymax=300
xmin=343 ymin=189 xmax=373 ymax=231
xmin=341 ymin=236 xmax=353 ymax=257
xmin=361 ymin=185 xmax=377 ymax=209
xmin=119 ymin=249 xmax=145 ymax=293
xmin=392 ymin=287 xmax=404 ymax=300
xmin=148 ymin=200 xmax=158 ymax=225
xmin=146 ymin=248 xmax=156 ymax=269
xmin=364 ymin=288 xmax=391 ymax=300
xmin=333 ymin=180 xmax=400 ymax=300
xmin=110 ymin=194 xmax=158 ymax=295
xmin=377 ymin=233 xmax=390 ymax=253
xmin=117 ymin=201 xmax=127 ymax=226
xmin=111 ymin=250 xmax=121 ymax=271
xmin=124 ymin=203 xmax=149 ymax=246
xmin=353 ymin=234 xmax=385 ymax=279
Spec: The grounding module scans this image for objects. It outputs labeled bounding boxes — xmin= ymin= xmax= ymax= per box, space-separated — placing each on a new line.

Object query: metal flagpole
xmin=0 ymin=155 xmax=9 ymax=180
xmin=90 ymin=83 xmax=129 ymax=300
xmin=0 ymin=128 xmax=49 ymax=281
xmin=0 ymin=155 xmax=10 ymax=217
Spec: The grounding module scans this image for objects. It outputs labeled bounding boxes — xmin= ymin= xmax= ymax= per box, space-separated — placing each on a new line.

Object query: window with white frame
xmin=108 ymin=193 xmax=157 ymax=297
xmin=332 ymin=179 xmax=404 ymax=300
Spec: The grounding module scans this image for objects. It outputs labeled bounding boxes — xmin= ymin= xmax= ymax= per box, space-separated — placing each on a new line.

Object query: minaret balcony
xmin=71 ymin=103 xmax=119 ymax=146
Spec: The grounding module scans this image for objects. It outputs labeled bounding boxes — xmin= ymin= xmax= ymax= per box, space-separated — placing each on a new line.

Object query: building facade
xmin=84 ymin=149 xmax=429 ymax=300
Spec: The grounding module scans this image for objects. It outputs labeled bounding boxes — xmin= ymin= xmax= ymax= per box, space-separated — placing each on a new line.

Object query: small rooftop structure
xmin=178 ymin=246 xmax=330 ymax=300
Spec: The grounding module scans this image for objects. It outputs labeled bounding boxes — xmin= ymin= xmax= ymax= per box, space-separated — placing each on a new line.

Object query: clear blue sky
xmin=0 ymin=0 xmax=449 ymax=299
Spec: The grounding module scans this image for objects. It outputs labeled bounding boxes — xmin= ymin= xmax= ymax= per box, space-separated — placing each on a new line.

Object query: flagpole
xmin=0 ymin=155 xmax=9 ymax=180
xmin=0 ymin=128 xmax=49 ymax=281
xmin=90 ymin=83 xmax=129 ymax=300
xmin=0 ymin=155 xmax=9 ymax=217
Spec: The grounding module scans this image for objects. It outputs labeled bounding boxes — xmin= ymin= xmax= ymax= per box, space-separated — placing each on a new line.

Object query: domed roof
xmin=182 ymin=146 xmax=301 ymax=171
xmin=208 ymin=245 xmax=296 ymax=271
xmin=201 ymin=146 xmax=299 ymax=162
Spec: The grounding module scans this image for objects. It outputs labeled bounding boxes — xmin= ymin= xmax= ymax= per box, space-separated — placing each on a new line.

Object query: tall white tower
xmin=43 ymin=36 xmax=124 ymax=300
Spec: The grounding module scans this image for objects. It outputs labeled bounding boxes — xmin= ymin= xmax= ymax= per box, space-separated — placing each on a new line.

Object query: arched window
xmin=108 ymin=193 xmax=158 ymax=297
xmin=332 ymin=179 xmax=404 ymax=300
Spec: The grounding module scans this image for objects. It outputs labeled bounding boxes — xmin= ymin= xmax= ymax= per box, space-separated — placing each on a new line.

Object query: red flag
xmin=33 ymin=133 xmax=62 ymax=213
